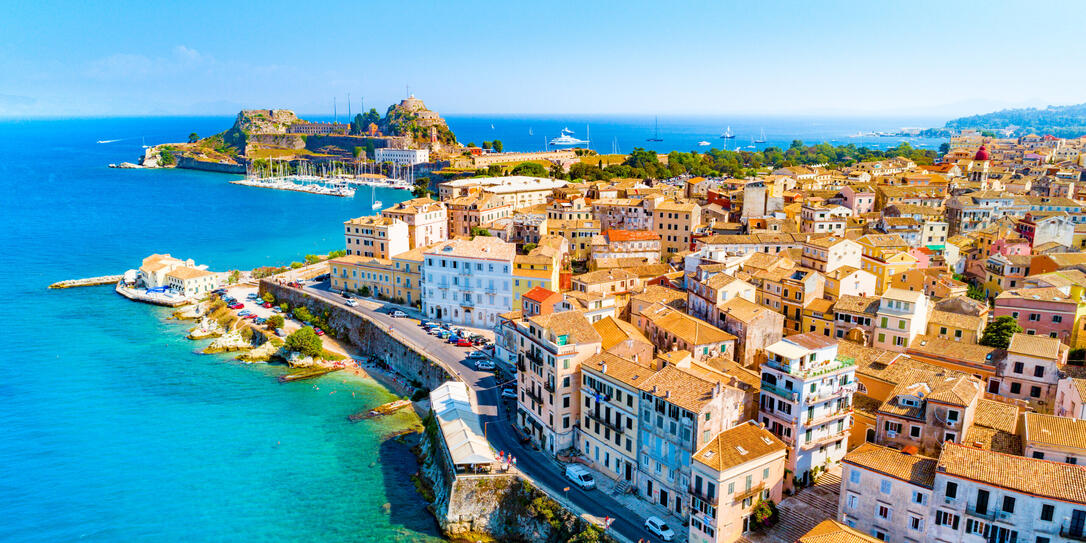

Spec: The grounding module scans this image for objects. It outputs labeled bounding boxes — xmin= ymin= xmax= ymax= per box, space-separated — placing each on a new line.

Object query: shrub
xmin=293 ymin=306 xmax=314 ymax=323
xmin=266 ymin=315 xmax=284 ymax=330
xmin=261 ymin=291 xmax=275 ymax=303
xmin=285 ymin=327 xmax=323 ymax=357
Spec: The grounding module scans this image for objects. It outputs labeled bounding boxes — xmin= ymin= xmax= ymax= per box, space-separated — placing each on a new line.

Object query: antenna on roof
xmin=334 ymin=97 xmax=337 ymax=124
xmin=347 ymin=92 xmax=351 ymax=118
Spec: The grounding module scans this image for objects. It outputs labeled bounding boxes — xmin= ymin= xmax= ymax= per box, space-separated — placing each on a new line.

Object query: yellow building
xmin=801 ymin=298 xmax=836 ymax=338
xmin=329 ymin=255 xmax=396 ymax=299
xmin=544 ymin=219 xmax=601 ymax=261
xmin=512 ymin=235 xmax=568 ymax=304
xmin=391 ymin=246 xmax=427 ymax=306
xmin=856 ymin=234 xmax=917 ymax=294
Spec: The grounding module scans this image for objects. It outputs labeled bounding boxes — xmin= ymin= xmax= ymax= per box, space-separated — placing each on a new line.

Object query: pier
xmin=49 ymin=275 xmax=123 ymax=289
xmin=277 ymin=367 xmax=343 ymax=383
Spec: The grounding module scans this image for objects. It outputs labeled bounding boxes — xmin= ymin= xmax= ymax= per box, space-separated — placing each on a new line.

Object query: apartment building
xmin=873 ymin=288 xmax=929 ymax=352
xmin=801 ymin=236 xmax=863 ymax=274
xmin=544 ymin=219 xmax=601 ymax=261
xmin=637 ymin=302 xmax=737 ymax=362
xmin=838 ymin=443 xmax=937 ymax=542
xmin=857 ymin=234 xmax=917 ymax=294
xmin=591 ymin=229 xmax=662 ymax=262
xmin=759 ymin=333 xmax=857 ymax=486
xmin=873 ymin=371 xmax=983 ymax=456
xmin=687 ymin=422 xmax=787 ymax=543
xmin=580 ymin=352 xmax=650 ymax=483
xmin=421 ymin=237 xmax=515 ymax=327
xmin=592 ymin=198 xmax=653 ymax=230
xmin=1022 ymin=412 xmax=1086 ymax=465
xmin=381 ymin=197 xmax=448 ymax=249
xmin=653 ymin=199 xmax=702 ymax=254
xmin=344 ymin=215 xmax=408 ymax=258
xmin=329 ymin=255 xmax=395 ymax=298
xmin=514 ymin=310 xmax=602 ymax=454
xmin=994 ymin=333 xmax=1068 ymax=406
xmin=716 ymin=296 xmax=785 ymax=367
xmin=994 ymin=287 xmax=1084 ymax=346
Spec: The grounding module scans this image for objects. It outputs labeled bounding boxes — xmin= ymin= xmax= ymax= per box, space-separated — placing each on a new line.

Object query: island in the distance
xmin=921 ymin=101 xmax=1086 ymax=139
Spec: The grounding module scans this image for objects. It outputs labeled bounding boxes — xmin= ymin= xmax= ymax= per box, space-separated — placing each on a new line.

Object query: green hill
xmin=942 ymin=102 xmax=1086 ymax=138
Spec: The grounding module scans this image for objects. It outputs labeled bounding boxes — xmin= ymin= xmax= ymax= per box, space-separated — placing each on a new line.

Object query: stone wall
xmin=176 ymin=156 xmax=246 ymax=174
xmin=258 ymin=280 xmax=455 ymax=390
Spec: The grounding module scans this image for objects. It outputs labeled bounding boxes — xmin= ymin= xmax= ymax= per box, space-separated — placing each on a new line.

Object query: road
xmin=297 ymin=281 xmax=665 ymax=543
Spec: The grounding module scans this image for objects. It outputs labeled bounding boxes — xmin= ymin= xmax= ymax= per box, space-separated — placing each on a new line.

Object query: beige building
xmin=164 ymin=266 xmax=221 ymax=297
xmin=381 ymin=198 xmax=448 ymax=249
xmin=344 ymin=215 xmax=409 ymax=259
xmin=688 ymin=421 xmax=787 ymax=543
xmin=636 ymin=302 xmax=737 ymax=361
xmin=653 ymin=199 xmax=702 ymax=254
xmin=579 ymin=352 xmax=651 ymax=483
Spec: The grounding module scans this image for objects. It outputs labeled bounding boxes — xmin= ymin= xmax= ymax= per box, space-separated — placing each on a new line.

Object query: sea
xmin=0 ymin=114 xmax=948 ymax=542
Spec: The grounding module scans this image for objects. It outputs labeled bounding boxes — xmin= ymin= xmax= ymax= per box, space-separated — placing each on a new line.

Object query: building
xmin=344 ymin=215 xmax=408 ymax=258
xmin=374 ymin=147 xmax=430 ymax=165
xmin=579 ymin=352 xmax=651 ymax=483
xmin=833 ymin=295 xmax=880 ymax=344
xmin=591 ymin=229 xmax=662 ymax=262
xmin=759 ymin=333 xmax=858 ymax=486
xmin=802 ymin=236 xmax=863 ymax=274
xmin=873 ymin=371 xmax=984 ymax=456
xmin=446 ymin=192 xmax=513 ymax=238
xmin=1021 ymin=412 xmax=1086 ymax=465
xmin=653 ymin=199 xmax=702 ymax=254
xmin=717 ymin=297 xmax=785 ymax=367
xmin=545 ymin=219 xmax=601 ymax=261
xmin=514 ymin=310 xmax=602 ymax=454
xmin=838 ymin=443 xmax=937 ymax=542
xmin=993 ymin=286 xmax=1085 ymax=346
xmin=857 ymin=234 xmax=917 ymax=294
xmin=688 ymin=421 xmax=787 ymax=543
xmin=512 ymin=235 xmax=567 ymax=304
xmin=137 ymin=253 xmax=208 ymax=289
xmin=637 ymin=302 xmax=737 ymax=361
xmin=164 ymin=266 xmax=221 ymax=297
xmin=381 ymin=198 xmax=448 ymax=249
xmin=994 ymin=333 xmax=1069 ymax=407
xmin=1056 ymin=376 xmax=1086 ymax=418
xmin=422 ymin=237 xmax=516 ymax=327
xmin=872 ymin=288 xmax=930 ymax=352
xmin=521 ymin=286 xmax=562 ymax=317
xmin=329 ymin=255 xmax=395 ymax=298
xmin=391 ymin=246 xmax=426 ymax=305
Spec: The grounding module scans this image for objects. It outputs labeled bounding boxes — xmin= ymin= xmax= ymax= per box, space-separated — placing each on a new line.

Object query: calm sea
xmin=0 ymin=113 xmax=945 ymax=542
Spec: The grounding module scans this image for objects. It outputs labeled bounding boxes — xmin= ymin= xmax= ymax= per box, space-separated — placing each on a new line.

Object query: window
xmin=1010 ymin=382 xmax=1022 ymax=394
xmin=847 ymin=493 xmax=858 ymax=510
xmin=1002 ymin=496 xmax=1015 ymax=514
xmin=880 ymin=479 xmax=892 ymax=495
xmin=1040 ymin=504 xmax=1054 ymax=521
xmin=877 ymin=504 xmax=891 ymax=520
xmin=935 ymin=510 xmax=960 ymax=529
xmin=850 ymin=469 xmax=861 ymax=484
xmin=1034 ymin=366 xmax=1045 ymax=378
xmin=945 ymin=481 xmax=958 ymax=499
xmin=976 ymin=489 xmax=989 ymax=514
xmin=910 ymin=515 xmax=924 ymax=531
xmin=1013 ymin=362 xmax=1024 ymax=374
xmin=910 ymin=425 xmax=922 ymax=438
xmin=1030 ymin=386 xmax=1041 ymax=398
xmin=912 ymin=491 xmax=927 ymax=505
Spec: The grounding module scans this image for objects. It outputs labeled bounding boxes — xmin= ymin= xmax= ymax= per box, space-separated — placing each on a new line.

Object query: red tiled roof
xmin=523 ymin=286 xmax=558 ymax=304
xmin=606 ymin=229 xmax=660 ymax=242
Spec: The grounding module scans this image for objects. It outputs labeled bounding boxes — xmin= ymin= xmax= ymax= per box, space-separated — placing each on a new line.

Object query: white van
xmin=564 ymin=464 xmax=595 ymax=490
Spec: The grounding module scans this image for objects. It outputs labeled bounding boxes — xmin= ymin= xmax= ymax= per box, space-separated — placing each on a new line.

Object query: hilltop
xmin=928 ymin=102 xmax=1086 ymax=138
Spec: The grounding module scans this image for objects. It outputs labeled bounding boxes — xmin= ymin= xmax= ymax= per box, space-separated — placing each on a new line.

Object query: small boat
xmin=528 ymin=127 xmax=533 ymax=136
xmin=697 ymin=140 xmax=710 ymax=146
xmin=754 ymin=129 xmax=767 ymax=144
xmin=646 ymin=116 xmax=663 ymax=142
xmin=370 ymin=185 xmax=382 ymax=210
xmin=141 ymin=137 xmax=149 ymax=149
xmin=720 ymin=126 xmax=735 ymax=139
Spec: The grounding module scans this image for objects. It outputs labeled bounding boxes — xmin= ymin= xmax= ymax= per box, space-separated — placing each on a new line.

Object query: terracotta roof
xmin=1007 ymin=333 xmax=1064 ymax=360
xmin=573 ymin=268 xmax=637 ymax=285
xmin=1024 ymin=412 xmax=1086 ymax=452
xmin=641 ymin=303 xmax=737 ymax=346
xmin=798 ymin=520 xmax=883 ymax=543
xmin=582 ymin=352 xmax=654 ymax=388
xmin=964 ymin=425 xmax=1022 ymax=456
xmin=636 ymin=364 xmax=723 ymax=412
xmin=998 ymin=286 xmax=1080 ymax=304
xmin=693 ymin=421 xmax=786 ymax=473
xmin=718 ymin=296 xmax=773 ymax=323
xmin=424 ymin=237 xmax=516 ymax=260
xmin=592 ymin=316 xmax=651 ymax=351
xmin=165 ymin=266 xmax=216 ymax=280
xmin=526 ymin=311 xmax=602 ymax=345
xmin=937 ymin=443 xmax=1086 ymax=504
xmin=605 ymin=229 xmax=660 ymax=242
xmin=631 ymin=285 xmax=687 ymax=310
xmin=908 ymin=335 xmax=1001 ymax=368
xmin=929 ymin=310 xmax=983 ymax=331
xmin=523 ymin=286 xmax=559 ymax=304
xmin=834 ymin=295 xmax=880 ymax=315
xmin=972 ymin=399 xmax=1019 ymax=434
xmin=842 ymin=442 xmax=937 ymax=488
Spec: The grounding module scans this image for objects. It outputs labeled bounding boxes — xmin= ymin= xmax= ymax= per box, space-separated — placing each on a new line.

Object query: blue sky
xmin=2 ymin=0 xmax=1085 ymax=118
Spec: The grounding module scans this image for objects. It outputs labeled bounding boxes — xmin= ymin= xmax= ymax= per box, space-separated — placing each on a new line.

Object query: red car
xmin=243 ymin=313 xmax=257 ymax=319
xmin=262 ymin=302 xmax=274 ymax=308
xmin=228 ymin=303 xmax=244 ymax=309
xmin=313 ymin=327 xmax=325 ymax=336
xmin=456 ymin=338 xmax=472 ymax=347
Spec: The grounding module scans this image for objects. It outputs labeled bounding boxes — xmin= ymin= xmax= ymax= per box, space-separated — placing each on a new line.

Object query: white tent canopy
xmin=430 ymin=382 xmax=494 ymax=468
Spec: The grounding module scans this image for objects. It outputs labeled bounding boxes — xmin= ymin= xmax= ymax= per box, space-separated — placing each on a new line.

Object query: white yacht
xmin=697 ymin=140 xmax=711 ymax=146
xmin=549 ymin=128 xmax=587 ymax=146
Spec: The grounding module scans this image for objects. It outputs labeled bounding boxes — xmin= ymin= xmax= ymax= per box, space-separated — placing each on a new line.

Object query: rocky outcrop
xmin=222 ymin=109 xmax=300 ymax=149
xmin=236 ymin=340 xmax=283 ymax=363
xmin=203 ymin=330 xmax=252 ymax=353
xmin=188 ymin=316 xmax=225 ymax=340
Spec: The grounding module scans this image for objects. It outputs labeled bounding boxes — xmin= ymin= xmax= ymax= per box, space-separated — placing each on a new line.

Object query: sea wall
xmin=176 ymin=156 xmax=246 ymax=174
xmin=258 ymin=280 xmax=455 ymax=390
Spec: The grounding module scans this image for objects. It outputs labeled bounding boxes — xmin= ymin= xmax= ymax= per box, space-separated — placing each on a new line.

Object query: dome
xmin=974 ymin=145 xmax=989 ymax=161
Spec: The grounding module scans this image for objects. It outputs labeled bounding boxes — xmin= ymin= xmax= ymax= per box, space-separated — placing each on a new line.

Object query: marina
xmin=234 ymin=159 xmax=414 ymax=197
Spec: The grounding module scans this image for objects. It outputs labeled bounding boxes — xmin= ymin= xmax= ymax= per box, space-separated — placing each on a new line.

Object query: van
xmin=564 ymin=464 xmax=595 ymax=490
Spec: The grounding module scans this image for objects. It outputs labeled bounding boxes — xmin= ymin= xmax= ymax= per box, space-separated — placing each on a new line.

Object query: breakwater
xmin=48 ymin=275 xmax=122 ymax=289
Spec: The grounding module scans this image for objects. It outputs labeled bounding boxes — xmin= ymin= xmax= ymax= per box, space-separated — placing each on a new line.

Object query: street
xmin=294 ymin=281 xmax=667 ymax=543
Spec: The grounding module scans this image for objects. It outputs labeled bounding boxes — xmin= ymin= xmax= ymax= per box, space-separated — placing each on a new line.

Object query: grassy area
xmin=578 ymin=153 xmax=625 ymax=166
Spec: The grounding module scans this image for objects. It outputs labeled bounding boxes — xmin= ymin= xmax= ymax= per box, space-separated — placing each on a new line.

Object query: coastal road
xmin=295 ymin=281 xmax=664 ymax=543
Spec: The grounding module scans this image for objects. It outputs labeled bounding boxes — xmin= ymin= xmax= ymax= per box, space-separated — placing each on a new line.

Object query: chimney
xmin=601 ymin=361 xmax=608 ymax=374
xmin=665 ymin=390 xmax=671 ymax=399
xmin=633 ymin=353 xmax=639 ymax=364
xmin=652 ymin=386 xmax=658 ymax=395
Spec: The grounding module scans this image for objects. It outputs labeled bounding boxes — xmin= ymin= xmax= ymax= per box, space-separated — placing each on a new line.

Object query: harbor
xmin=49 ymin=274 xmax=123 ymax=289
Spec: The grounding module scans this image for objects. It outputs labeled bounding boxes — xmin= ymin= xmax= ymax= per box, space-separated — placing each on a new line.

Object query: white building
xmin=759 ymin=332 xmax=857 ymax=487
xmin=873 ymin=288 xmax=929 ymax=352
xmin=422 ymin=237 xmax=516 ymax=327
xmin=344 ymin=216 xmax=409 ymax=259
xmin=375 ymin=147 xmax=430 ymax=165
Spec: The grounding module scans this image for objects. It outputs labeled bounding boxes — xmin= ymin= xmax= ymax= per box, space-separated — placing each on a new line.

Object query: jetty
xmin=348 ymin=399 xmax=413 ymax=422
xmin=230 ymin=177 xmax=355 ymax=197
xmin=49 ymin=275 xmax=122 ymax=289
xmin=115 ymin=283 xmax=191 ymax=307
xmin=278 ymin=367 xmax=342 ymax=383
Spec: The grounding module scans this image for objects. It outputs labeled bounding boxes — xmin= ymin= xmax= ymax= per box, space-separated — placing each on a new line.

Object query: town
xmin=124 ymin=128 xmax=1086 ymax=543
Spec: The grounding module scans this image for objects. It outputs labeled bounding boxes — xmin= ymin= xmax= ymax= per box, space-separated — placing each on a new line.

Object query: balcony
xmin=806 ymin=383 xmax=858 ymax=405
xmin=585 ymin=411 xmax=624 ymax=436
xmin=762 ymin=408 xmax=798 ymax=424
xmin=524 ymin=388 xmax=543 ymax=405
xmin=544 ymin=381 xmax=555 ymax=393
xmin=965 ymin=504 xmax=1011 ymax=523
xmin=734 ymin=482 xmax=766 ymax=502
xmin=688 ymin=485 xmax=720 ymax=506
xmin=806 ymin=407 xmax=853 ymax=426
xmin=800 ymin=431 xmax=846 ymax=450
xmin=516 ymin=357 xmax=526 ymax=372
xmin=524 ymin=350 xmax=544 ymax=365
xmin=761 ymin=382 xmax=799 ymax=401
xmin=460 ymin=298 xmax=475 ymax=308
xmin=1060 ymin=524 xmax=1086 ymax=542
xmin=764 ymin=356 xmax=857 ymax=379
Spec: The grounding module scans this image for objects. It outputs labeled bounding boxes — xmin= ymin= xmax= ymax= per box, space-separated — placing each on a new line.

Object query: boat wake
xmin=96 ymin=139 xmax=122 ymax=144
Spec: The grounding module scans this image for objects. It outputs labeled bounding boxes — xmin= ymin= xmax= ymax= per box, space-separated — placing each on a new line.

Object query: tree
xmin=353 ymin=146 xmax=363 ymax=158
xmin=486 ymin=164 xmax=504 ymax=176
xmin=492 ymin=140 xmax=503 ymax=152
xmin=261 ymin=291 xmax=275 ymax=303
xmin=966 ymin=283 xmax=986 ymax=301
xmin=304 ymin=254 xmax=321 ymax=265
xmin=470 ymin=226 xmax=491 ymax=237
xmin=363 ymin=108 xmax=381 ymax=128
xmin=510 ymin=161 xmax=548 ymax=177
xmin=467 ymin=142 xmax=478 ymax=148
xmin=188 ymin=132 xmax=199 ymax=143
xmin=522 ymin=242 xmax=537 ymax=253
xmin=482 ymin=141 xmax=492 ymax=150
xmin=285 ymin=327 xmax=323 ymax=357
xmin=939 ymin=142 xmax=951 ymax=155
xmin=359 ymin=285 xmax=371 ymax=297
xmin=159 ymin=147 xmax=176 ymax=166
xmin=293 ymin=306 xmax=314 ymax=323
xmin=364 ymin=140 xmax=376 ymax=159
xmin=227 ymin=270 xmax=240 ymax=284
xmin=266 ymin=315 xmax=284 ymax=330
xmin=980 ymin=316 xmax=1023 ymax=349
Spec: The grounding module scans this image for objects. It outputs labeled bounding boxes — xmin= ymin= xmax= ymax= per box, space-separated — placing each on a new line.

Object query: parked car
xmin=313 ymin=327 xmax=325 ymax=336
xmin=564 ymin=465 xmax=595 ymax=490
xmin=243 ymin=313 xmax=257 ymax=320
xmin=262 ymin=302 xmax=273 ymax=308
xmin=390 ymin=310 xmax=407 ymax=318
xmin=287 ymin=281 xmax=302 ymax=288
xmin=447 ymin=335 xmax=461 ymax=344
xmin=456 ymin=338 xmax=473 ymax=347
xmin=254 ymin=318 xmax=266 ymax=325
xmin=272 ymin=307 xmax=283 ymax=313
xmin=474 ymin=359 xmax=495 ymax=370
xmin=313 ymin=273 xmax=329 ymax=282
xmin=345 ymin=299 xmax=358 ymax=307
xmin=274 ymin=328 xmax=285 ymax=337
xmin=228 ymin=303 xmax=244 ymax=310
xmin=501 ymin=388 xmax=517 ymax=400
xmin=644 ymin=517 xmax=674 ymax=542
xmin=238 ymin=310 xmax=251 ymax=316
xmin=467 ymin=351 xmax=487 ymax=360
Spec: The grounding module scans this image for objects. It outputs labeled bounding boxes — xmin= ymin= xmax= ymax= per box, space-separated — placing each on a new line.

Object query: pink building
xmin=907 ymin=246 xmax=933 ymax=269
xmin=840 ymin=185 xmax=875 ymax=215
xmin=990 ymin=237 xmax=1032 ymax=257
xmin=993 ymin=287 xmax=1080 ymax=344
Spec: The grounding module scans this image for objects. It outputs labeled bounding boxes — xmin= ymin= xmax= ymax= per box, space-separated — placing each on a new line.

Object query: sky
xmin=3 ymin=0 xmax=1086 ymax=119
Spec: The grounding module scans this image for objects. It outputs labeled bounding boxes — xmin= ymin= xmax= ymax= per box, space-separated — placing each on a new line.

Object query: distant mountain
xmin=939 ymin=102 xmax=1086 ymax=138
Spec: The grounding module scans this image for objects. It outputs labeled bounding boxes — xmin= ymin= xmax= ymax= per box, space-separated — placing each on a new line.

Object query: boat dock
xmin=347 ymin=399 xmax=413 ymax=422
xmin=230 ymin=177 xmax=356 ymax=197
xmin=49 ymin=275 xmax=123 ymax=289
xmin=115 ymin=283 xmax=191 ymax=307
xmin=278 ymin=367 xmax=343 ymax=383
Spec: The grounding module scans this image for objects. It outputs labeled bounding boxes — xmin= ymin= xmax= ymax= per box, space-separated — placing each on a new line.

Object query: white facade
xmin=758 ymin=333 xmax=857 ymax=486
xmin=422 ymin=238 xmax=515 ymax=327
xmin=873 ymin=288 xmax=929 ymax=352
xmin=375 ymin=147 xmax=430 ymax=165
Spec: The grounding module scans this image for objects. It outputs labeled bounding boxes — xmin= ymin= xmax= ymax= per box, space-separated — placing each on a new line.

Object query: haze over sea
xmin=0 ymin=113 xmax=946 ymax=542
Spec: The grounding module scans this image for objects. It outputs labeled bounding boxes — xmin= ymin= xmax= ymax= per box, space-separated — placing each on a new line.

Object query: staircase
xmin=612 ymin=479 xmax=631 ymax=496
xmin=740 ymin=466 xmax=842 ymax=543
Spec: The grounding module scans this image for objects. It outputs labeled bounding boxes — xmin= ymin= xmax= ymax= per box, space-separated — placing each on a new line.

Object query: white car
xmin=345 ymin=299 xmax=358 ymax=307
xmin=564 ymin=464 xmax=595 ymax=490
xmin=644 ymin=516 xmax=674 ymax=542
xmin=501 ymin=388 xmax=517 ymax=400
xmin=390 ymin=310 xmax=407 ymax=318
xmin=474 ymin=359 xmax=495 ymax=371
xmin=467 ymin=351 xmax=487 ymax=360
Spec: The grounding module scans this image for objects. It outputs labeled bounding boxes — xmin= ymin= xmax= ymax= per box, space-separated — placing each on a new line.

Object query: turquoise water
xmin=0 ymin=118 xmax=440 ymax=542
